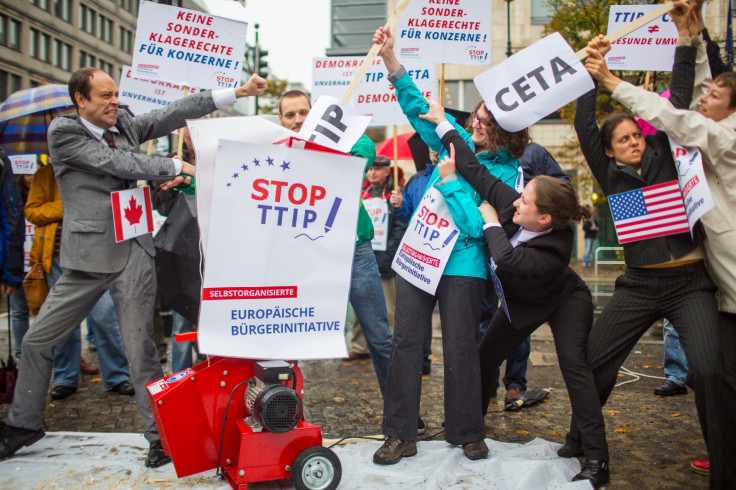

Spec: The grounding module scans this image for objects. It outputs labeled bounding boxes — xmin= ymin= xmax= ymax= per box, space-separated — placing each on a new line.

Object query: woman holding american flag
xmin=571 ymin=2 xmax=735 ymax=487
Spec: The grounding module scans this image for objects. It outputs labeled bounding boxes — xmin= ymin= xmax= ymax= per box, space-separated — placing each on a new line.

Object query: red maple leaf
xmin=124 ymin=195 xmax=144 ymax=226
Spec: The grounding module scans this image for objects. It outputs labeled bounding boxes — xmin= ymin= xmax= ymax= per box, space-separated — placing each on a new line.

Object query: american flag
xmin=608 ymin=181 xmax=689 ymax=244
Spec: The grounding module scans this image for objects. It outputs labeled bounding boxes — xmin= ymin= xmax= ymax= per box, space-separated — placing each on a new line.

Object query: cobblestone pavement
xmin=0 ymin=265 xmax=710 ymax=488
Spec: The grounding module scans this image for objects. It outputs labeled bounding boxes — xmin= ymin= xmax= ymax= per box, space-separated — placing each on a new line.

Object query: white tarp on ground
xmin=0 ymin=432 xmax=591 ymax=489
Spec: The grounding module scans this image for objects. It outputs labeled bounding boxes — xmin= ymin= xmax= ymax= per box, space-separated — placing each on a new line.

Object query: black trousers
xmin=382 ymin=275 xmax=486 ymax=445
xmin=566 ymin=262 xmax=735 ymax=488
xmin=479 ymin=287 xmax=608 ymax=460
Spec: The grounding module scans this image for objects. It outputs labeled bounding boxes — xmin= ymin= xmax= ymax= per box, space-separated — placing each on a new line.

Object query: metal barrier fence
xmin=594 ymin=246 xmax=624 ymax=275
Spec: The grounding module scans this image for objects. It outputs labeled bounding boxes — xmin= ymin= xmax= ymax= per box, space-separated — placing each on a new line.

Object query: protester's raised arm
xmin=585 ymin=48 xmax=621 ymax=92
xmin=373 ymin=26 xmax=400 ymax=75
xmin=234 ymin=73 xmax=268 ymax=99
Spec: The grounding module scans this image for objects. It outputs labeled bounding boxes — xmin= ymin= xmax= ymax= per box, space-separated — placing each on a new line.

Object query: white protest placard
xmin=395 ymin=0 xmax=491 ymax=65
xmin=132 ymin=2 xmax=247 ymax=89
xmin=606 ymin=5 xmax=690 ymax=72
xmin=363 ymin=197 xmax=389 ymax=252
xmin=23 ymin=220 xmax=34 ymax=272
xmin=312 ymin=57 xmax=434 ymax=126
xmin=669 ymin=137 xmax=715 ymax=233
xmin=392 ymin=185 xmax=459 ymax=294
xmin=297 ymin=96 xmax=371 ymax=153
xmin=111 ymin=186 xmax=154 ymax=243
xmin=187 ymin=117 xmax=296 ymax=256
xmin=8 ymin=154 xmax=36 ymax=175
xmin=118 ymin=66 xmax=202 ymax=116
xmin=475 ymin=32 xmax=594 ymax=132
xmin=198 ymin=140 xmax=366 ymax=359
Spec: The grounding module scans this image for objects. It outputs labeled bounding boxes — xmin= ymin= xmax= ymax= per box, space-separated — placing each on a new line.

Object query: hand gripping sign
xmin=392 ymin=185 xmax=460 ymax=294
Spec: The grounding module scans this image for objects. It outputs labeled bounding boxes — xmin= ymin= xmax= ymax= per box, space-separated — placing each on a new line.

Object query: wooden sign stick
xmin=340 ymin=0 xmax=412 ymax=104
xmin=575 ymin=2 xmax=675 ymax=61
xmin=393 ymin=125 xmax=399 ymax=192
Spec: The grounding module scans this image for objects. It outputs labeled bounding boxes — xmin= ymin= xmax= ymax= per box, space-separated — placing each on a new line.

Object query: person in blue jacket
xmin=0 ymin=148 xmax=24 ymax=295
xmin=371 ymin=26 xmax=530 ymax=465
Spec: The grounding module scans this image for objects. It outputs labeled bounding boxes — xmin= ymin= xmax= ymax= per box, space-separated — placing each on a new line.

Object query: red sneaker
xmin=690 ymin=459 xmax=709 ymax=476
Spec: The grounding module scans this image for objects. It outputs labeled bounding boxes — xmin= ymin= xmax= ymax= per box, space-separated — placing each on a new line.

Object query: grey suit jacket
xmin=47 ymin=90 xmax=217 ymax=273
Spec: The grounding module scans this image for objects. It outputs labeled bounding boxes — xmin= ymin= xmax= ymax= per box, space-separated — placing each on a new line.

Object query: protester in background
xmin=656 ymin=318 xmax=688 ymax=396
xmin=362 ymin=155 xmax=407 ymax=330
xmin=0 ymin=148 xmax=24 ymax=297
xmin=584 ymin=3 xmax=736 ymax=485
xmin=567 ymin=13 xmax=733 ymax=485
xmin=0 ymin=68 xmax=267 ymax=467
xmin=349 ymin=156 xmax=407 ymax=360
xmin=9 ymin=172 xmax=34 ymax=359
xmin=581 ymin=205 xmax=598 ymax=267
xmin=278 ymin=90 xmax=393 ymax=397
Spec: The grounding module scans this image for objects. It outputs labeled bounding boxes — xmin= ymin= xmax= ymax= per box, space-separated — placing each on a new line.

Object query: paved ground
xmin=0 ymin=264 xmax=710 ymax=488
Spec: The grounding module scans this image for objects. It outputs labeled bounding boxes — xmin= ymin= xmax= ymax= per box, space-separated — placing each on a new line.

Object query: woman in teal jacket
xmin=371 ymin=26 xmax=529 ymax=465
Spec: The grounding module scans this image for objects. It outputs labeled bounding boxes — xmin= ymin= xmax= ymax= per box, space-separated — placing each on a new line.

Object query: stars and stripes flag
xmin=608 ymin=181 xmax=689 ymax=244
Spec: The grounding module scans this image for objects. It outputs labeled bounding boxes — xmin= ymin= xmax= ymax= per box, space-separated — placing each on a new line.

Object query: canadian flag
xmin=111 ymin=186 xmax=154 ymax=243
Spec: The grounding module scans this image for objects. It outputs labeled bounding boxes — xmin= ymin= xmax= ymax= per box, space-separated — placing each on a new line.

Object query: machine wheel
xmin=291 ymin=446 xmax=342 ymax=490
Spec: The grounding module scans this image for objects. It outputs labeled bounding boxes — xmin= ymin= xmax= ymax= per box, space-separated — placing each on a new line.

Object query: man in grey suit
xmin=0 ymin=67 xmax=266 ymax=466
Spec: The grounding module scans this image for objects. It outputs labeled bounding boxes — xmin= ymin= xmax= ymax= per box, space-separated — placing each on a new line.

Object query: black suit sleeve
xmin=574 ymin=85 xmax=612 ymax=195
xmin=668 ymin=45 xmax=696 ymax=110
xmin=484 ymin=226 xmax=569 ymax=276
xmin=702 ymin=28 xmax=732 ymax=78
xmin=439 ymin=129 xmax=519 ymax=230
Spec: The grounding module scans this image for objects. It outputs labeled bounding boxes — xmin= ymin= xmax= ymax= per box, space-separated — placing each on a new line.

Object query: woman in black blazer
xmin=420 ymin=99 xmax=609 ymax=488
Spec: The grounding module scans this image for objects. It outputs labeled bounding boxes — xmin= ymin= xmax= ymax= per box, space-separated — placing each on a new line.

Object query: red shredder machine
xmin=146 ymin=332 xmax=341 ymax=490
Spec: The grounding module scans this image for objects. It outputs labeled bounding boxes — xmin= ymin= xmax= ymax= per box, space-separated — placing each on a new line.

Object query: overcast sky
xmin=202 ymin=0 xmax=332 ymax=88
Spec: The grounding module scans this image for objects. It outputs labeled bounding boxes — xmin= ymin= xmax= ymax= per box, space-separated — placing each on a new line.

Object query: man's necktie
xmin=102 ymin=130 xmax=116 ymax=149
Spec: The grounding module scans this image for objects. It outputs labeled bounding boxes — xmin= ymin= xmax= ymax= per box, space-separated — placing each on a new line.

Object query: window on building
xmin=79 ymin=4 xmax=96 ymax=35
xmin=53 ymin=39 xmax=72 ymax=70
xmin=119 ymin=26 xmax=132 ymax=53
xmin=0 ymin=70 xmax=22 ymax=100
xmin=531 ymin=0 xmax=554 ymax=24
xmin=31 ymin=0 xmax=50 ymax=11
xmin=29 ymin=28 xmax=51 ymax=62
xmin=55 ymin=0 xmax=72 ymax=22
xmin=328 ymin=0 xmax=386 ymax=56
xmin=99 ymin=15 xmax=112 ymax=43
xmin=119 ymin=0 xmax=131 ymax=12
xmin=0 ymin=15 xmax=22 ymax=50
